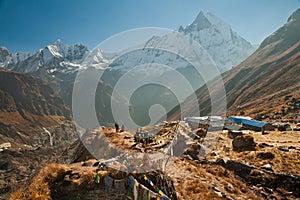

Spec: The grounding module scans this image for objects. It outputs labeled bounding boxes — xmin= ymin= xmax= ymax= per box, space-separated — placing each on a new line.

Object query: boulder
xmin=232 ymin=135 xmax=256 ymax=151
xmin=257 ymin=152 xmax=275 ymax=159
xmin=183 ymin=144 xmax=201 ymax=160
xmin=262 ymin=163 xmax=274 ymax=172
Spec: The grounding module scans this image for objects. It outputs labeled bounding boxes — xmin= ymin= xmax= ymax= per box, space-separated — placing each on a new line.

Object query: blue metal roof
xmin=228 ymin=116 xmax=243 ymax=124
xmin=228 ymin=116 xmax=267 ymax=128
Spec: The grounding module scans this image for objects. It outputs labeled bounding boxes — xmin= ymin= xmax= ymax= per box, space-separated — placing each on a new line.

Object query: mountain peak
xmin=0 ymin=47 xmax=10 ymax=63
xmin=287 ymin=8 xmax=300 ymax=22
xmin=43 ymin=39 xmax=89 ymax=62
xmin=190 ymin=11 xmax=212 ymax=30
xmin=177 ymin=11 xmax=255 ymax=71
xmin=55 ymin=39 xmax=62 ymax=46
xmin=259 ymin=7 xmax=300 ymax=52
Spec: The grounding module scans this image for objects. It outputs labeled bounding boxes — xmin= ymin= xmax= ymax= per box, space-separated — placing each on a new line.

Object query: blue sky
xmin=0 ymin=0 xmax=299 ymax=53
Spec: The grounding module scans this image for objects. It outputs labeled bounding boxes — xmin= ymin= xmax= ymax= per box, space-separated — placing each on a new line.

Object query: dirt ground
xmin=103 ymin=126 xmax=300 ymax=199
xmin=207 ymin=130 xmax=300 ymax=176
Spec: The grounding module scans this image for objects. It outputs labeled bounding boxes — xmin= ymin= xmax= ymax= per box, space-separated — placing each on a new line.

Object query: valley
xmin=0 ymin=6 xmax=299 ymax=200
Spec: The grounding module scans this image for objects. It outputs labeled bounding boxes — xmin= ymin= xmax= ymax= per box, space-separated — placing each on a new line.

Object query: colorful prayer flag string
xmin=140 ymin=173 xmax=165 ymax=196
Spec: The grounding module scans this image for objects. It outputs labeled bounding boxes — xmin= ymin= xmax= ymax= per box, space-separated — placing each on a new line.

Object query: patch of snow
xmin=60 ymin=61 xmax=81 ymax=67
xmin=49 ymin=68 xmax=58 ymax=73
xmin=47 ymin=45 xmax=63 ymax=58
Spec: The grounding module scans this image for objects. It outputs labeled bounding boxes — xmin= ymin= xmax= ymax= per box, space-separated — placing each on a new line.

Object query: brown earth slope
xmin=0 ymin=68 xmax=77 ymax=199
xmin=46 ymin=125 xmax=300 ymax=199
xmin=168 ymin=8 xmax=300 ymax=120
xmin=0 ymin=68 xmax=76 ymax=148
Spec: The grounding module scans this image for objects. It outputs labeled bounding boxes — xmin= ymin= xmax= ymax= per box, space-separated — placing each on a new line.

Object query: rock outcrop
xmin=232 ymin=135 xmax=256 ymax=151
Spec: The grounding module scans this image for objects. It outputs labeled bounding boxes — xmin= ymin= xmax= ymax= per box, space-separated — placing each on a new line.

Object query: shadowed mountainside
xmin=0 ymin=68 xmax=77 ymax=199
xmin=0 ymin=68 xmax=76 ymax=148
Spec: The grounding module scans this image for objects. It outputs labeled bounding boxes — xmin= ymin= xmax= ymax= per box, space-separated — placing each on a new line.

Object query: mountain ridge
xmin=0 ymin=11 xmax=257 ymax=127
xmin=178 ymin=11 xmax=255 ymax=72
xmin=168 ymin=8 xmax=300 ymax=120
xmin=0 ymin=11 xmax=255 ymax=74
xmin=0 ymin=67 xmax=76 ymax=148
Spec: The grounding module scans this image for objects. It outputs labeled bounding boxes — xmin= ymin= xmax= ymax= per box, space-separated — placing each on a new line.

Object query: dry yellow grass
xmin=80 ymin=171 xmax=96 ymax=185
xmin=8 ymin=188 xmax=26 ymax=200
xmin=165 ymin=158 xmax=261 ymax=200
xmin=9 ymin=163 xmax=69 ymax=200
xmin=209 ymin=131 xmax=300 ymax=176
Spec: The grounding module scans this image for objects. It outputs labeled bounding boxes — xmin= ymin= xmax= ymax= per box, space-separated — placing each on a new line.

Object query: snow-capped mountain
xmin=104 ymin=11 xmax=256 ymax=82
xmin=0 ymin=11 xmax=255 ymax=77
xmin=0 ymin=46 xmax=31 ymax=69
xmin=102 ymin=30 xmax=215 ymax=91
xmin=168 ymin=8 xmax=300 ymax=120
xmin=0 ymin=11 xmax=257 ymax=127
xmin=178 ymin=11 xmax=256 ymax=72
xmin=0 ymin=39 xmax=109 ymax=75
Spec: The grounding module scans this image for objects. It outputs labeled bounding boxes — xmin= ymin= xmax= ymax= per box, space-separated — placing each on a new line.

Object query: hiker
xmin=115 ymin=122 xmax=119 ymax=133
xmin=104 ymin=175 xmax=114 ymax=194
xmin=134 ymin=129 xmax=140 ymax=142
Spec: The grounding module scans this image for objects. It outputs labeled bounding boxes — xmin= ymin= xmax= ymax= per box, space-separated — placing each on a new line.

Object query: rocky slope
xmin=168 ymin=8 xmax=300 ymax=120
xmin=0 ymin=68 xmax=77 ymax=199
xmin=0 ymin=68 xmax=76 ymax=148
xmin=23 ymin=123 xmax=300 ymax=200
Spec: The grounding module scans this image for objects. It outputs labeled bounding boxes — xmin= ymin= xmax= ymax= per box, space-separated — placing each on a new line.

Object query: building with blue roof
xmin=228 ymin=116 xmax=274 ymax=131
